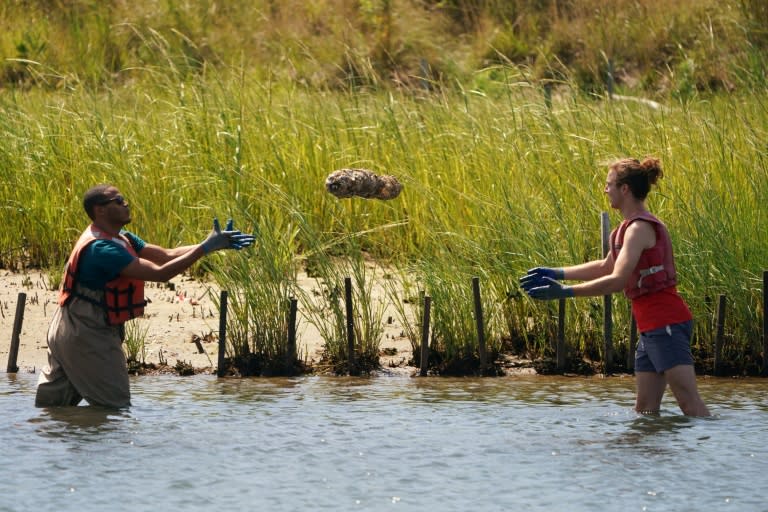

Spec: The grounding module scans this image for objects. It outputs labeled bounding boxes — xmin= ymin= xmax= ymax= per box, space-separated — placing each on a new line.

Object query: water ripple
xmin=2 ymin=373 xmax=767 ymax=511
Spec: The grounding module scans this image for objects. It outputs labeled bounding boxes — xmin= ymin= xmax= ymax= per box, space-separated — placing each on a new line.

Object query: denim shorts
xmin=635 ymin=320 xmax=694 ymax=373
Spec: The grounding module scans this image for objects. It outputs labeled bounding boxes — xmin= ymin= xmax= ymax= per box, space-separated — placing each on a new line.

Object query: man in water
xmin=35 ymin=184 xmax=255 ymax=408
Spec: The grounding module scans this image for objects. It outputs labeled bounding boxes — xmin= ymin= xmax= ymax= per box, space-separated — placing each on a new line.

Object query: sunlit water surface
xmin=2 ymin=373 xmax=767 ymax=511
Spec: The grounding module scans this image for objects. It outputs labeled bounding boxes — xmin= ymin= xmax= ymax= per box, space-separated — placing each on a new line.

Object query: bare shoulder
xmin=625 ymin=219 xmax=656 ymax=249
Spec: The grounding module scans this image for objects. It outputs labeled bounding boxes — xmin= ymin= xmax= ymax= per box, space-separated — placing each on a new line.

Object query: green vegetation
xmin=300 ymin=245 xmax=389 ymax=375
xmin=1 ymin=0 xmax=766 ymax=375
xmin=208 ymin=199 xmax=306 ymax=376
xmin=124 ymin=317 xmax=149 ymax=369
xmin=2 ymin=0 xmax=767 ymax=96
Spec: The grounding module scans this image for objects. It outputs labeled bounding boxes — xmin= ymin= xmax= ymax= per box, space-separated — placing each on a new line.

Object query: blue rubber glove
xmin=223 ymin=218 xmax=256 ymax=250
xmin=519 ymin=267 xmax=564 ymax=292
xmin=201 ymin=218 xmax=256 ymax=254
xmin=527 ymin=267 xmax=564 ymax=280
xmin=525 ymin=277 xmax=574 ymax=300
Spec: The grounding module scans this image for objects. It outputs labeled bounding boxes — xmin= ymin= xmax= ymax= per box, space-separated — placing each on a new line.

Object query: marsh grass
xmin=2 ymin=0 xmax=765 ymax=98
xmin=124 ymin=318 xmax=149 ymax=367
xmin=299 ymin=244 xmax=388 ymax=375
xmin=383 ymin=266 xmax=424 ymax=364
xmin=413 ymin=257 xmax=506 ymax=375
xmin=1 ymin=64 xmax=766 ymax=374
xmin=44 ymin=266 xmax=63 ymax=292
xmin=208 ymin=192 xmax=309 ymax=376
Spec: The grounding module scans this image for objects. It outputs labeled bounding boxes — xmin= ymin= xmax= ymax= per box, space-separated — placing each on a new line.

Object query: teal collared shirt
xmin=76 ymin=230 xmax=146 ymax=289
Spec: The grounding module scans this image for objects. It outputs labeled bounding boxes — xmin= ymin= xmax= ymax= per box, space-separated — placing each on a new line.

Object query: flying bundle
xmin=325 ymin=168 xmax=402 ymax=200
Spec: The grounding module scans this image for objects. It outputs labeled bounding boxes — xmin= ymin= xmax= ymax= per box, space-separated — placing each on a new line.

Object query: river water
xmin=2 ymin=372 xmax=767 ymax=511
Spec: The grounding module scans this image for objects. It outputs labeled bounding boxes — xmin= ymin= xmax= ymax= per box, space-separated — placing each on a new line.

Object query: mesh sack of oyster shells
xmin=325 ymin=168 xmax=402 ymax=200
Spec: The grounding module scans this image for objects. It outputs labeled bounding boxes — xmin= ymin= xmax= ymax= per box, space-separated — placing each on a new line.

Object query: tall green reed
xmin=298 ymin=238 xmax=389 ymax=375
xmin=207 ymin=181 xmax=307 ymax=376
xmin=1 ymin=66 xmax=766 ymax=372
xmin=124 ymin=318 xmax=149 ymax=367
xmin=410 ymin=256 xmax=505 ymax=375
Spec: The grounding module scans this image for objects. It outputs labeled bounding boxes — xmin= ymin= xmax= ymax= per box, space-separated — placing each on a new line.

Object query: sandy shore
xmin=0 ymin=269 xmax=415 ymax=375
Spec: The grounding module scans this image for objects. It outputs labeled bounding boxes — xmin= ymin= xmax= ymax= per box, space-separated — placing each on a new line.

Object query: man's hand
xmin=201 ymin=218 xmax=256 ymax=254
xmin=224 ymin=218 xmax=256 ymax=250
xmin=524 ymin=277 xmax=574 ymax=301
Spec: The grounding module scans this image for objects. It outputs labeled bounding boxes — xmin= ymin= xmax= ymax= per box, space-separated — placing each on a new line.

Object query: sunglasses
xmin=99 ymin=194 xmax=127 ymax=206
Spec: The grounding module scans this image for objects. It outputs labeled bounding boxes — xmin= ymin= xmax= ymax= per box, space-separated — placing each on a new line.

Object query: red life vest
xmin=59 ymin=225 xmax=146 ymax=325
xmin=610 ymin=211 xmax=677 ymax=299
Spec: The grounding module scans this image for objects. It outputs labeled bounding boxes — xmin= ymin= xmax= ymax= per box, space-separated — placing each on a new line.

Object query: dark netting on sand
xmin=325 ymin=168 xmax=402 ymax=200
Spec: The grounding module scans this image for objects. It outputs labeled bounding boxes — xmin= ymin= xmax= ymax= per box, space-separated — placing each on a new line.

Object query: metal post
xmin=601 ymin=212 xmax=613 ymax=374
xmin=6 ymin=292 xmax=26 ymax=373
xmin=472 ymin=277 xmax=487 ymax=375
xmin=216 ymin=290 xmax=228 ymax=378
xmin=628 ymin=301 xmax=637 ymax=372
xmin=704 ymin=294 xmax=714 ymax=362
xmin=419 ymin=296 xmax=431 ymax=377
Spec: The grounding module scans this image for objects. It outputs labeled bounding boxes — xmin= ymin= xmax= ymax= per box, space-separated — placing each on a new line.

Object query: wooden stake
xmin=419 ymin=295 xmax=431 ymax=377
xmin=6 ymin=292 xmax=26 ymax=373
xmin=345 ymin=277 xmax=356 ymax=375
xmin=287 ymin=297 xmax=297 ymax=368
xmin=217 ymin=291 xmax=228 ymax=378
xmin=472 ymin=277 xmax=487 ymax=376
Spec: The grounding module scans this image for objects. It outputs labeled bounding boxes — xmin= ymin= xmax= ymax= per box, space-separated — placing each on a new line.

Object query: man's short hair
xmin=82 ymin=184 xmax=112 ymax=220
